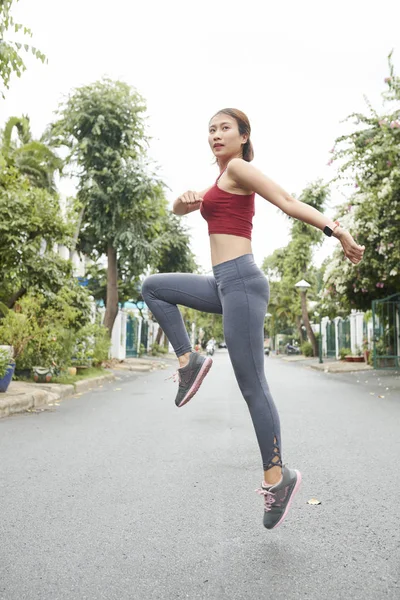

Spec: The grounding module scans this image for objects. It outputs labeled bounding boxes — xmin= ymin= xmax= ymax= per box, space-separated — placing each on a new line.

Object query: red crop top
xmin=200 ymin=176 xmax=255 ymax=241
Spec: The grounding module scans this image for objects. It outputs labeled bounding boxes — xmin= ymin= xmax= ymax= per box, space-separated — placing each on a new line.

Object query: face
xmin=208 ymin=113 xmax=248 ymax=161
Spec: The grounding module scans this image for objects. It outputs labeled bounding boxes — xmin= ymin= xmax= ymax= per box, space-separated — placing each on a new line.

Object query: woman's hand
xmin=178 ymin=190 xmax=203 ymax=207
xmin=336 ymin=230 xmax=365 ymax=264
xmin=173 ymin=191 xmax=203 ymax=215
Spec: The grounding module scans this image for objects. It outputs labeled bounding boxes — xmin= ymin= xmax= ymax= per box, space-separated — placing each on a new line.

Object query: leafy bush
xmin=151 ymin=343 xmax=168 ymax=355
xmin=0 ymin=348 xmax=14 ymax=379
xmin=0 ymin=288 xmax=93 ymax=370
xmin=301 ymin=341 xmax=313 ymax=357
xmin=91 ymin=324 xmax=111 ymax=366
xmin=339 ymin=347 xmax=352 ymax=360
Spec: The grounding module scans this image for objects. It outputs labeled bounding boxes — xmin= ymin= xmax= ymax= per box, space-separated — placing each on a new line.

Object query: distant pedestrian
xmin=142 ymin=108 xmax=364 ymax=529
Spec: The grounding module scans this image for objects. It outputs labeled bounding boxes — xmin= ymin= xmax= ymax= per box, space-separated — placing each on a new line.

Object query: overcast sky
xmin=3 ymin=0 xmax=399 ymax=274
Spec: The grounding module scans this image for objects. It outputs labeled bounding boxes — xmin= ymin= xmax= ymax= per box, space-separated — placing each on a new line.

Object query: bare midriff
xmin=210 ymin=233 xmax=253 ymax=267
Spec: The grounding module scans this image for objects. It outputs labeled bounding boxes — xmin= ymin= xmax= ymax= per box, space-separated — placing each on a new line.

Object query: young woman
xmin=141 ymin=109 xmax=364 ymax=529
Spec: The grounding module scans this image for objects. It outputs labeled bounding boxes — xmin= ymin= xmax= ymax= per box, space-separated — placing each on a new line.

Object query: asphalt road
xmin=1 ymin=352 xmax=399 ymax=600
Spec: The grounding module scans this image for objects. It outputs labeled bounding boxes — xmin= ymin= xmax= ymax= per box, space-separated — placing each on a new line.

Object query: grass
xmin=51 ymin=367 xmax=108 ymax=385
xmin=14 ymin=367 xmax=109 ymax=385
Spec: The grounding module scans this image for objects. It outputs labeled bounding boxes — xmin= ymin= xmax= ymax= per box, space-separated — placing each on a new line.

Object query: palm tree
xmin=1 ymin=116 xmax=62 ymax=192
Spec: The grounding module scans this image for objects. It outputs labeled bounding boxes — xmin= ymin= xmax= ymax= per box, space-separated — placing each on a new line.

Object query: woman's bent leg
xmin=141 ymin=273 xmax=222 ymax=357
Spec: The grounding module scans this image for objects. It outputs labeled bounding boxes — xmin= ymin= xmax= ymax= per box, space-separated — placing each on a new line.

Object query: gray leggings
xmin=141 ymin=253 xmax=282 ymax=471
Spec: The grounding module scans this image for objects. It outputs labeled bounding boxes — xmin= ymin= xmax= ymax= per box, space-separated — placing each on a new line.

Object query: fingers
xmin=346 ymin=244 xmax=365 ymax=264
xmin=179 ymin=191 xmax=203 ymax=205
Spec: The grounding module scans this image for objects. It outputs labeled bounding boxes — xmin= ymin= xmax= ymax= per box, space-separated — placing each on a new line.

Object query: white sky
xmin=2 ymin=0 xmax=400 ymax=274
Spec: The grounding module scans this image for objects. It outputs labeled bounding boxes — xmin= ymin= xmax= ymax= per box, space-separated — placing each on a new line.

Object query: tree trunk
xmin=300 ymin=291 xmax=318 ymax=356
xmin=69 ymin=205 xmax=85 ymax=261
xmin=7 ymin=288 xmax=27 ymax=309
xmin=156 ymin=326 xmax=163 ymax=345
xmin=103 ymin=244 xmax=119 ymax=337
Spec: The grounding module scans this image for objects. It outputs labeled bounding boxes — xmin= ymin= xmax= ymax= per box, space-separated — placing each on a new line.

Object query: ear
xmin=241 ymin=134 xmax=249 ymax=145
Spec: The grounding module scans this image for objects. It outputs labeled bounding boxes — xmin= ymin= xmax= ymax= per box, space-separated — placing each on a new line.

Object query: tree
xmin=1 ymin=115 xmax=62 ymax=191
xmin=51 ymin=79 xmax=172 ymax=335
xmin=324 ymin=53 xmax=400 ymax=310
xmin=0 ymin=0 xmax=46 ymax=97
xmin=262 ymin=180 xmax=329 ymax=355
xmin=0 ymin=164 xmax=72 ymax=308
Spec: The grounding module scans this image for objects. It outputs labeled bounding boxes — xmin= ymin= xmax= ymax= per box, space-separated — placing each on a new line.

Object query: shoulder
xmin=227 ymin=158 xmax=258 ymax=191
xmin=227 ymin=158 xmax=250 ymax=176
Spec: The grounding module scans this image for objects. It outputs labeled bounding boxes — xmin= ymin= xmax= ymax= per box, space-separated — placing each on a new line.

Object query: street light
xmin=294 ymin=279 xmax=318 ymax=358
xmin=314 ymin=311 xmax=323 ymax=364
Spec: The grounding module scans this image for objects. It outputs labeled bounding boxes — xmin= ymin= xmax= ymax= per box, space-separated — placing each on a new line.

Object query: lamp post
xmin=295 ymin=279 xmax=318 ymax=358
xmin=314 ymin=311 xmax=323 ymax=364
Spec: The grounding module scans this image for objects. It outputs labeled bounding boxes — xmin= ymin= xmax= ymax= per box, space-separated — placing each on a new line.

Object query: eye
xmin=222 ymin=126 xmax=230 ymax=130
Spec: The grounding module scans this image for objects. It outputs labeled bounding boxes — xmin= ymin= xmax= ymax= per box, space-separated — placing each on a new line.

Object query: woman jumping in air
xmin=141 ymin=108 xmax=364 ymax=529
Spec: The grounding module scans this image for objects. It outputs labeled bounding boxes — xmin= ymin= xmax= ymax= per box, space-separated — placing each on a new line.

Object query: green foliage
xmin=0 ymin=288 xmax=93 ymax=370
xmin=0 ymin=165 xmax=73 ymax=308
xmin=262 ymin=180 xmax=329 ymax=339
xmin=50 ymin=79 xmax=192 ymax=332
xmin=91 ymin=323 xmax=111 ymax=366
xmin=0 ymin=0 xmax=47 ymax=97
xmin=0 ymin=347 xmax=14 ymax=378
xmin=1 ymin=116 xmax=63 ymax=191
xmin=339 ymin=347 xmax=352 ymax=360
xmin=300 ymin=341 xmax=313 ymax=357
xmin=151 ymin=343 xmax=168 ymax=355
xmin=324 ymin=53 xmax=400 ymax=310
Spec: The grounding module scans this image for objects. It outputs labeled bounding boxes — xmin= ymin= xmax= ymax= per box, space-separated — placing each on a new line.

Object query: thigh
xmin=142 ymin=273 xmax=222 ymax=314
xmin=221 ymin=276 xmax=269 ymax=373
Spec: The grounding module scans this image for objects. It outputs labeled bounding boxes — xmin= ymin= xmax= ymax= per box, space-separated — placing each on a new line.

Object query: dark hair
xmin=211 ymin=108 xmax=254 ymax=162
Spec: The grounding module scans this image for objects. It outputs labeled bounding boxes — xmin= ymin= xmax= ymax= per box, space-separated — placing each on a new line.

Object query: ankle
xmin=264 ymin=466 xmax=282 ymax=486
xmin=178 ymin=352 xmax=191 ymax=369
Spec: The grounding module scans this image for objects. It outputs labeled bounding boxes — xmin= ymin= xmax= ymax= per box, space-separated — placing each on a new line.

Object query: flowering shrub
xmin=324 ymin=53 xmax=400 ymax=310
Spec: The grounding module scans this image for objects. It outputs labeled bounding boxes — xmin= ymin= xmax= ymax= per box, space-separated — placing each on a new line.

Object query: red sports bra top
xmin=200 ymin=173 xmax=255 ymax=240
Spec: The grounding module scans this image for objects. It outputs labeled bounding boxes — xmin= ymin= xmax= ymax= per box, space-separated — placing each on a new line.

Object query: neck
xmin=218 ymin=152 xmax=242 ymax=173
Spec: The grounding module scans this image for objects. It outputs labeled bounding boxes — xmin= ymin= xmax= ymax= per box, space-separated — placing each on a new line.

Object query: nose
xmin=213 ymin=130 xmax=221 ymax=141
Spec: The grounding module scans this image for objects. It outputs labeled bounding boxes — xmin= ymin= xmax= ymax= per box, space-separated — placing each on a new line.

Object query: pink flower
xmin=384 ymin=77 xmax=392 ymax=83
xmin=376 ymin=282 xmax=385 ymax=288
xmin=387 ymin=161 xmax=392 ymax=167
xmin=330 ymin=147 xmax=335 ymax=153
xmin=361 ymin=288 xmax=368 ymax=293
xmin=327 ymin=159 xmax=333 ymax=166
xmin=355 ymin=183 xmax=359 ymax=188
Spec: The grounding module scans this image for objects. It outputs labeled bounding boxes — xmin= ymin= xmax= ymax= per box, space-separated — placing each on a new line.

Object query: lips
xmin=213 ymin=144 xmax=224 ymax=148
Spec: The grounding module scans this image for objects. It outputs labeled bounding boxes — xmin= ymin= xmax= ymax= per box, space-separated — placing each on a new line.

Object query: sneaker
xmin=173 ymin=352 xmax=213 ymax=408
xmin=256 ymin=466 xmax=302 ymax=530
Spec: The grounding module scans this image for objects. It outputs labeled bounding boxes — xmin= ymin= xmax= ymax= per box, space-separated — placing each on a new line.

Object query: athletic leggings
xmin=141 ymin=253 xmax=282 ymax=472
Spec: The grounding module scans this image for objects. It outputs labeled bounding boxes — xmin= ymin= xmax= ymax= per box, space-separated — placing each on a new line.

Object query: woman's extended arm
xmin=228 ymin=158 xmax=365 ymax=265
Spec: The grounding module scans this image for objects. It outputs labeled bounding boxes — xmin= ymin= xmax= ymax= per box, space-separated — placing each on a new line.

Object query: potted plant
xmin=72 ymin=341 xmax=93 ymax=373
xmin=0 ymin=347 xmax=16 ymax=393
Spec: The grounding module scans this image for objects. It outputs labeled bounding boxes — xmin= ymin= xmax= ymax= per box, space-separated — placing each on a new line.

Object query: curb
xmin=309 ymin=363 xmax=372 ymax=374
xmin=0 ymin=373 xmax=115 ymax=419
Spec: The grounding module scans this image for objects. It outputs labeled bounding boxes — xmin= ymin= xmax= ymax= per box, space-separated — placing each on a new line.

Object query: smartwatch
xmin=324 ymin=220 xmax=340 ymax=237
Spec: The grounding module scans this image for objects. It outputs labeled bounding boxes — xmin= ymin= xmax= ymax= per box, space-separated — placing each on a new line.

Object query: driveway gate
xmin=372 ymin=293 xmax=400 ymax=369
xmin=126 ymin=315 xmax=139 ymax=357
xmin=326 ymin=320 xmax=336 ymax=358
xmin=338 ymin=317 xmax=351 ymax=353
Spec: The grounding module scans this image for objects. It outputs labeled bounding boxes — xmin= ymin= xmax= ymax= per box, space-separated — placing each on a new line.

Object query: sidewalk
xmin=271 ymin=353 xmax=373 ymax=373
xmin=0 ymin=357 xmax=170 ymax=419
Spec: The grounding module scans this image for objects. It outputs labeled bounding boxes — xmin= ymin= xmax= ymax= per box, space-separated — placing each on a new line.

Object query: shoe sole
xmin=178 ymin=357 xmax=213 ymax=407
xmin=267 ymin=470 xmax=302 ymax=530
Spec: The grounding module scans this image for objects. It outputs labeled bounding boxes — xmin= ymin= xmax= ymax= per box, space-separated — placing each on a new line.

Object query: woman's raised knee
xmin=141 ymin=274 xmax=159 ymax=300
